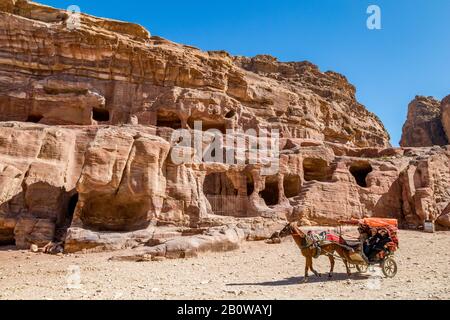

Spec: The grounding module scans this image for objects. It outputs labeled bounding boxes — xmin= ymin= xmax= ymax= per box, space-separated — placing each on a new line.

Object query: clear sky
xmin=39 ymin=0 xmax=450 ymax=146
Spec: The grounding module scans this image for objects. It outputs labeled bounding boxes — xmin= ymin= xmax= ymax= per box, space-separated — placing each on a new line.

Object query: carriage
xmin=338 ymin=218 xmax=399 ymax=278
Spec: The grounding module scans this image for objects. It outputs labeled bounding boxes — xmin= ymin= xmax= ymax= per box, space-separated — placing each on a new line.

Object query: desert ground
xmin=0 ymin=230 xmax=449 ymax=300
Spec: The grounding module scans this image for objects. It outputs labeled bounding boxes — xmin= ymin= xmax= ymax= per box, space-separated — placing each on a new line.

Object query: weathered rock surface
xmin=0 ymin=1 xmax=448 ymax=254
xmin=400 ymin=96 xmax=448 ymax=147
xmin=440 ymin=95 xmax=450 ymax=141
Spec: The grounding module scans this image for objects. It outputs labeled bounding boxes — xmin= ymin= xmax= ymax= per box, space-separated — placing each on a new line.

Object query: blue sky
xmin=40 ymin=0 xmax=450 ymax=146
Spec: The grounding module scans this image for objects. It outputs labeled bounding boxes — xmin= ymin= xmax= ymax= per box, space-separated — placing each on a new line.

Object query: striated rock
xmin=440 ymin=95 xmax=450 ymax=141
xmin=0 ymin=1 xmax=448 ymax=255
xmin=400 ymin=96 xmax=448 ymax=147
xmin=0 ymin=0 xmax=389 ymax=148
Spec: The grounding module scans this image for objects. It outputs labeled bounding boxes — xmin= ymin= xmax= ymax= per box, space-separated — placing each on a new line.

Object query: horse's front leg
xmin=303 ymin=256 xmax=310 ymax=283
xmin=309 ymin=250 xmax=321 ymax=278
xmin=343 ymin=259 xmax=352 ymax=277
xmin=327 ymin=254 xmax=335 ymax=278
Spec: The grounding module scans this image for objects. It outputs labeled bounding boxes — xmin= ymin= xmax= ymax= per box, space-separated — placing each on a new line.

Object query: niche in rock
xmin=203 ymin=172 xmax=237 ymax=196
xmin=260 ymin=175 xmax=279 ymax=206
xmin=92 ymin=108 xmax=110 ymax=122
xmin=246 ymin=172 xmax=255 ymax=196
xmin=303 ymin=158 xmax=334 ymax=182
xmin=187 ymin=117 xmax=226 ymax=134
xmin=26 ymin=114 xmax=44 ymax=123
xmin=156 ymin=111 xmax=182 ymax=129
xmin=349 ymin=162 xmax=373 ymax=188
xmin=283 ymin=174 xmax=301 ymax=198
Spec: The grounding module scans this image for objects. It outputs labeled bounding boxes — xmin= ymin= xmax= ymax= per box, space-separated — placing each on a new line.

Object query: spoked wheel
xmin=381 ymin=257 xmax=398 ymax=278
xmin=356 ymin=263 xmax=369 ymax=274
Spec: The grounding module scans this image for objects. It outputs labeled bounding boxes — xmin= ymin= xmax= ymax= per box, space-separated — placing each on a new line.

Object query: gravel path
xmin=0 ymin=230 xmax=449 ymax=300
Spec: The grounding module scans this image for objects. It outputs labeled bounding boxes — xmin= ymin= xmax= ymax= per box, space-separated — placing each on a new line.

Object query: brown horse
xmin=272 ymin=223 xmax=354 ymax=282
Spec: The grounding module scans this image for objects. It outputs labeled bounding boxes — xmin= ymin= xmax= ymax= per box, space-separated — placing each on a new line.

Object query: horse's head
xmin=279 ymin=222 xmax=305 ymax=238
xmin=267 ymin=222 xmax=305 ymax=244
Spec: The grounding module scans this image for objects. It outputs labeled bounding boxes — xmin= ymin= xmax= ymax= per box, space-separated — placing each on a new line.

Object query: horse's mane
xmin=290 ymin=222 xmax=305 ymax=237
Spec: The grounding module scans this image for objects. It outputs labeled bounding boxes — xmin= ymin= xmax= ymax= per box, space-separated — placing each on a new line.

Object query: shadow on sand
xmin=227 ymin=272 xmax=371 ymax=286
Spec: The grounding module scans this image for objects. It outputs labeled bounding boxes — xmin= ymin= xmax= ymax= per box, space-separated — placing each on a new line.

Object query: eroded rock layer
xmin=400 ymin=96 xmax=448 ymax=147
xmin=0 ymin=0 xmax=448 ymax=254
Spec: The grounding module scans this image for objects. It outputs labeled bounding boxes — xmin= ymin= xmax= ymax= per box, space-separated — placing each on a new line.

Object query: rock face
xmin=400 ymin=96 xmax=448 ymax=147
xmin=0 ymin=1 xmax=448 ymax=254
xmin=400 ymin=94 xmax=450 ymax=148
xmin=440 ymin=95 xmax=450 ymax=141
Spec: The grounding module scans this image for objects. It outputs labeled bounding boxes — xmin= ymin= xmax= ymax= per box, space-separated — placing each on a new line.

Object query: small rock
xmin=30 ymin=244 xmax=39 ymax=253
xmin=152 ymin=256 xmax=166 ymax=262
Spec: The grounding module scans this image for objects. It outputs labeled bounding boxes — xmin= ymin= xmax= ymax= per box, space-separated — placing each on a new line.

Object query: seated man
xmin=363 ymin=228 xmax=379 ymax=259
xmin=367 ymin=229 xmax=392 ymax=261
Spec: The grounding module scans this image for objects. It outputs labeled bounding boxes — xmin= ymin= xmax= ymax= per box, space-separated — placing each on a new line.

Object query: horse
xmin=271 ymin=222 xmax=354 ymax=282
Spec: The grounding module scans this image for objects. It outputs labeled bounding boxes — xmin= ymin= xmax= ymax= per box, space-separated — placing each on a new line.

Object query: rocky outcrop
xmin=0 ymin=0 xmax=390 ymax=148
xmin=440 ymin=95 xmax=450 ymax=141
xmin=0 ymin=1 xmax=448 ymax=254
xmin=400 ymin=96 xmax=448 ymax=147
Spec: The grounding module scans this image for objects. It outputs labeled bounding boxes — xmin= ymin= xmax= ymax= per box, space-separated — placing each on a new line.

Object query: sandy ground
xmin=0 ymin=230 xmax=449 ymax=300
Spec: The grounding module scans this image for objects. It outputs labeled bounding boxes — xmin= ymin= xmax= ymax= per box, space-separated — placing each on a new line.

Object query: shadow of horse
xmin=227 ymin=272 xmax=371 ymax=287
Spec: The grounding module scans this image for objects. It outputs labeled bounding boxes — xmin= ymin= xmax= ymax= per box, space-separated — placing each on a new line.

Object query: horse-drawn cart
xmin=270 ymin=218 xmax=400 ymax=280
xmin=338 ymin=218 xmax=399 ymax=278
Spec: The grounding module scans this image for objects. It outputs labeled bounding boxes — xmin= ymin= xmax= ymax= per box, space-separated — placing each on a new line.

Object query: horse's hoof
xmin=316 ymin=273 xmax=322 ymax=278
xmin=302 ymin=278 xmax=309 ymax=283
xmin=328 ymin=273 xmax=333 ymax=278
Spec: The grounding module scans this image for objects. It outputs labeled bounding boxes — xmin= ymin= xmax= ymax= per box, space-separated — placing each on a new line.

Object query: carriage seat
xmin=342 ymin=238 xmax=361 ymax=249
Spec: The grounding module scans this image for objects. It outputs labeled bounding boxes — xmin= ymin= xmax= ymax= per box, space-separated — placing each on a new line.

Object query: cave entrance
xmin=204 ymin=172 xmax=237 ymax=196
xmin=187 ymin=117 xmax=226 ymax=134
xmin=0 ymin=230 xmax=15 ymax=247
xmin=54 ymin=192 xmax=79 ymax=243
xmin=225 ymin=110 xmax=236 ymax=119
xmin=284 ymin=174 xmax=301 ymax=198
xmin=26 ymin=114 xmax=43 ymax=123
xmin=349 ymin=162 xmax=373 ymax=188
xmin=66 ymin=193 xmax=78 ymax=226
xmin=156 ymin=111 xmax=182 ymax=129
xmin=92 ymin=108 xmax=110 ymax=122
xmin=246 ymin=172 xmax=255 ymax=196
xmin=303 ymin=158 xmax=333 ymax=182
xmin=204 ymin=172 xmax=245 ymax=216
xmin=260 ymin=175 xmax=279 ymax=206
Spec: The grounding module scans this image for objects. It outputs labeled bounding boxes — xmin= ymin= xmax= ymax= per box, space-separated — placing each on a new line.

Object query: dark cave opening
xmin=156 ymin=111 xmax=182 ymax=129
xmin=0 ymin=231 xmax=15 ymax=246
xmin=246 ymin=173 xmax=255 ymax=196
xmin=26 ymin=114 xmax=44 ymax=123
xmin=349 ymin=162 xmax=373 ymax=188
xmin=92 ymin=108 xmax=110 ymax=122
xmin=225 ymin=110 xmax=236 ymax=119
xmin=66 ymin=193 xmax=79 ymax=225
xmin=260 ymin=176 xmax=279 ymax=206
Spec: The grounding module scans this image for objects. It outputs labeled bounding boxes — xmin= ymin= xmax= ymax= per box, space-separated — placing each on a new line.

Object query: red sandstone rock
xmin=0 ymin=1 xmax=448 ymax=254
xmin=400 ymin=96 xmax=448 ymax=147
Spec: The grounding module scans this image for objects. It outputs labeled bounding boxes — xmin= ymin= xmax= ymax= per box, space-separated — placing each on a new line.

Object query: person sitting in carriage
xmin=363 ymin=228 xmax=393 ymax=262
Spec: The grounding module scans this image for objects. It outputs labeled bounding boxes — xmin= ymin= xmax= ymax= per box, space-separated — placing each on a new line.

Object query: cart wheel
xmin=356 ymin=264 xmax=369 ymax=274
xmin=381 ymin=257 xmax=397 ymax=278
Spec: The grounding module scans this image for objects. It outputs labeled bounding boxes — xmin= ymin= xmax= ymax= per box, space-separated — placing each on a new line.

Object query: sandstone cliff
xmin=0 ymin=0 xmax=448 ymax=255
xmin=400 ymin=96 xmax=448 ymax=147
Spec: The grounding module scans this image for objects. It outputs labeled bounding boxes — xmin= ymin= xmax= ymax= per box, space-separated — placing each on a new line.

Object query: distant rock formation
xmin=400 ymin=96 xmax=448 ymax=147
xmin=0 ymin=0 xmax=448 ymax=256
